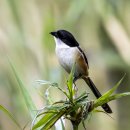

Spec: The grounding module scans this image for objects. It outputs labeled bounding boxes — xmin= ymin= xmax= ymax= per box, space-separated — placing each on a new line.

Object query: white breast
xmin=54 ymin=37 xmax=78 ymax=73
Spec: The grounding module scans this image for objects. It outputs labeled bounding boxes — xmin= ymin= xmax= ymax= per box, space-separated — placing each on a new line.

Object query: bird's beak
xmin=50 ymin=31 xmax=58 ymax=37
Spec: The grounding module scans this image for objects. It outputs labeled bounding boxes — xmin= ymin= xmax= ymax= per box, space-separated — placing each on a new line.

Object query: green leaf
xmin=94 ymin=74 xmax=126 ymax=107
xmin=67 ymin=64 xmax=75 ymax=102
xmin=36 ymin=80 xmax=69 ymax=99
xmin=35 ymin=80 xmax=58 ymax=88
xmin=67 ymin=71 xmax=73 ymax=100
xmin=74 ymin=92 xmax=88 ymax=103
xmin=40 ymin=110 xmax=66 ymax=130
xmin=32 ymin=112 xmax=56 ymax=129
xmin=0 ymin=105 xmax=22 ymax=129
xmin=32 ymin=104 xmax=69 ymax=130
xmin=108 ymin=92 xmax=130 ymax=101
xmin=102 ymin=74 xmax=126 ymax=98
xmin=8 ymin=59 xmax=36 ymax=118
xmin=94 ymin=92 xmax=130 ymax=108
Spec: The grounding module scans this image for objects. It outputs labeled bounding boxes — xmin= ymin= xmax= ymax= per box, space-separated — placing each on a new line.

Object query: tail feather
xmin=83 ymin=77 xmax=112 ymax=113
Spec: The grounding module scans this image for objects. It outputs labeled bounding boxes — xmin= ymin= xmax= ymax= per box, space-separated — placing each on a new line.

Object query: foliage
xmin=0 ymin=105 xmax=22 ymax=130
xmin=0 ymin=61 xmax=130 ymax=130
xmin=31 ymin=72 xmax=130 ymax=130
xmin=8 ymin=59 xmax=37 ymax=119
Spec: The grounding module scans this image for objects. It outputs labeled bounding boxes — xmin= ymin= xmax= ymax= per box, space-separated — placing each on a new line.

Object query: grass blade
xmin=40 ymin=110 xmax=66 ymax=130
xmin=0 ymin=105 xmax=22 ymax=129
xmin=102 ymin=74 xmax=126 ymax=97
xmin=67 ymin=64 xmax=75 ymax=102
xmin=108 ymin=92 xmax=130 ymax=101
xmin=8 ymin=59 xmax=36 ymax=118
xmin=36 ymin=80 xmax=69 ymax=99
xmin=32 ymin=112 xmax=56 ymax=130
xmin=94 ymin=74 xmax=126 ymax=107
xmin=94 ymin=92 xmax=130 ymax=108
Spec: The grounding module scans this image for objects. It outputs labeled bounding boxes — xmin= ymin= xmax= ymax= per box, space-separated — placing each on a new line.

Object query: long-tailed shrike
xmin=50 ymin=29 xmax=112 ymax=113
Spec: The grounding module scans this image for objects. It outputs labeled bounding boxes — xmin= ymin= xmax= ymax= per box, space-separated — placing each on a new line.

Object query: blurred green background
xmin=0 ymin=0 xmax=130 ymax=130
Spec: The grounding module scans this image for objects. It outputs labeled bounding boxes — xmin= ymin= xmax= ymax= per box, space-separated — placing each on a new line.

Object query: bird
xmin=50 ymin=29 xmax=112 ymax=113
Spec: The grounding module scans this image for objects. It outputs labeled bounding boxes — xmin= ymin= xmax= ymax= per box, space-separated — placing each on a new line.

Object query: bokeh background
xmin=0 ymin=0 xmax=130 ymax=130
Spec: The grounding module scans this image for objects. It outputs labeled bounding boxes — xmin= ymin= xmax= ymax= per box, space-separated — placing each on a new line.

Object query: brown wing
xmin=75 ymin=49 xmax=89 ymax=76
xmin=77 ymin=46 xmax=89 ymax=68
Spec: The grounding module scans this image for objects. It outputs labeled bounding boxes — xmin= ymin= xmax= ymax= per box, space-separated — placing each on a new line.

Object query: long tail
xmin=83 ymin=77 xmax=112 ymax=113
